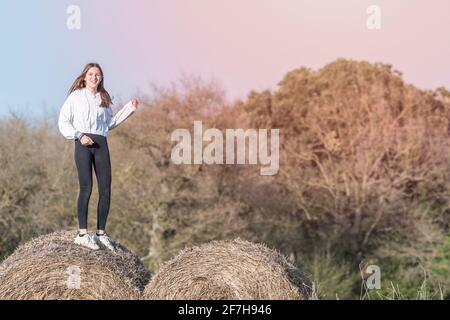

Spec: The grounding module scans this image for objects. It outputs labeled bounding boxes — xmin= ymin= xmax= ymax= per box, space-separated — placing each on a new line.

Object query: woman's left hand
xmin=131 ymin=99 xmax=139 ymax=109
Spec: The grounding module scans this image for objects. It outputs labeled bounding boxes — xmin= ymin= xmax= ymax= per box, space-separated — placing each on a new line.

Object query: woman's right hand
xmin=131 ymin=98 xmax=139 ymax=109
xmin=80 ymin=135 xmax=94 ymax=146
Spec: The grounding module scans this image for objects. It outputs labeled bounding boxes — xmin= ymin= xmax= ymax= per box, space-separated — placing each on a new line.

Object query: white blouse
xmin=58 ymin=88 xmax=136 ymax=140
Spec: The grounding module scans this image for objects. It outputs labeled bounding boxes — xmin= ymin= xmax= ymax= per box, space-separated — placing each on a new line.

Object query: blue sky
xmin=0 ymin=1 xmax=92 ymax=119
xmin=1 ymin=0 xmax=449 ymax=121
xmin=0 ymin=0 xmax=149 ymax=120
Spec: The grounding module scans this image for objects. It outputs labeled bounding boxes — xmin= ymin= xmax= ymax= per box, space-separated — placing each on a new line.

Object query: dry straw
xmin=143 ymin=239 xmax=316 ymax=300
xmin=0 ymin=230 xmax=150 ymax=300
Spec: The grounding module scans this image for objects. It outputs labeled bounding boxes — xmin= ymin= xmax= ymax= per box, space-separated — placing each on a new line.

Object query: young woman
xmin=58 ymin=62 xmax=138 ymax=250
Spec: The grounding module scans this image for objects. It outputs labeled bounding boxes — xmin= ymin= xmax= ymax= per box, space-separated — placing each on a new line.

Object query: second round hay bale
xmin=143 ymin=239 xmax=315 ymax=300
xmin=0 ymin=230 xmax=150 ymax=300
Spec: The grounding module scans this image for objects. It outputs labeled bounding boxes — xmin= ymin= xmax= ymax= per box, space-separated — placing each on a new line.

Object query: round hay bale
xmin=0 ymin=230 xmax=151 ymax=300
xmin=142 ymin=239 xmax=316 ymax=300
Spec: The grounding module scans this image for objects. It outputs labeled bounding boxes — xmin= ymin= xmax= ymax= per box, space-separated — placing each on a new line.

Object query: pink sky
xmin=1 ymin=0 xmax=448 ymax=118
xmin=90 ymin=0 xmax=449 ymax=102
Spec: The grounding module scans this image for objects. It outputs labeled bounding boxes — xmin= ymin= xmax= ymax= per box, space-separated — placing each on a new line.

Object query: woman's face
xmin=84 ymin=67 xmax=102 ymax=91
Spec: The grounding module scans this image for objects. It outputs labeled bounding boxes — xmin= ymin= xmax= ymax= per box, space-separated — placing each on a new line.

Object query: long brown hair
xmin=68 ymin=63 xmax=112 ymax=108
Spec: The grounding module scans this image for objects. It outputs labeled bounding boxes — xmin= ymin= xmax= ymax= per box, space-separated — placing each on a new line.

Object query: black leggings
xmin=74 ymin=133 xmax=111 ymax=230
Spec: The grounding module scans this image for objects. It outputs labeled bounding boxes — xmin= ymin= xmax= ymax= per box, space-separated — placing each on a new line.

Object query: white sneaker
xmin=94 ymin=233 xmax=116 ymax=251
xmin=74 ymin=233 xmax=100 ymax=250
